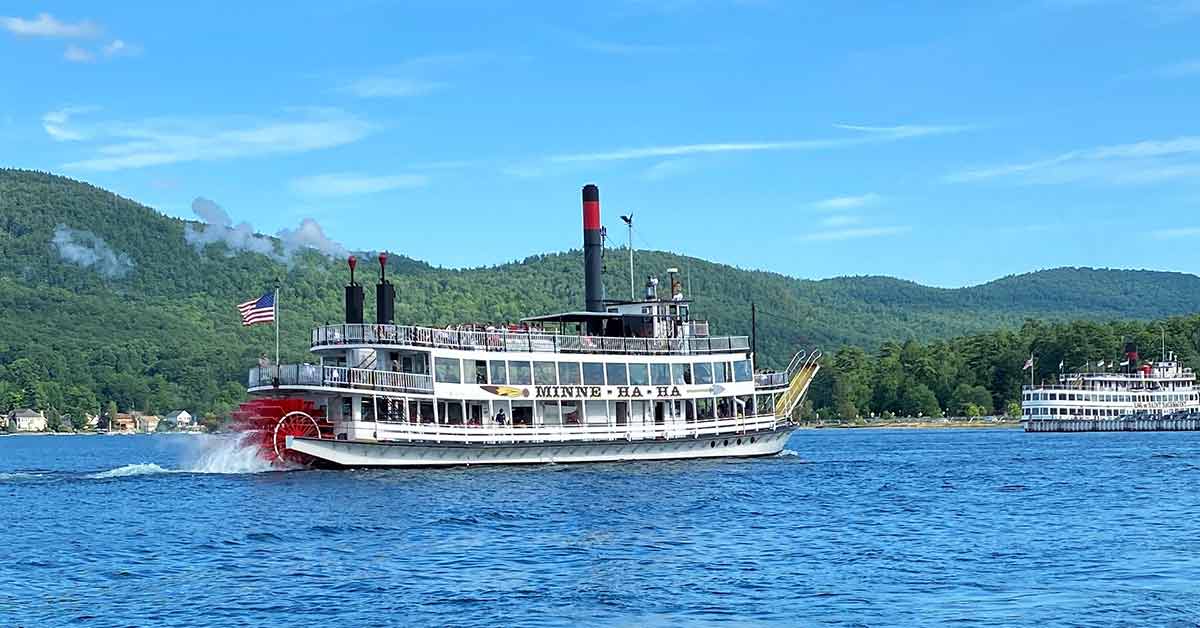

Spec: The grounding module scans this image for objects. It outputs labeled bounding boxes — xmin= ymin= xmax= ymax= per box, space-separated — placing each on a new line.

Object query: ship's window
xmin=733 ymin=360 xmax=752 ymax=382
xmin=435 ymin=357 xmax=462 ymax=384
xmin=583 ymin=362 xmax=605 ymax=385
xmin=629 ymin=363 xmax=650 ymax=386
xmin=561 ymin=400 xmax=581 ymax=425
xmin=695 ymin=363 xmax=714 ymax=385
xmin=606 ymin=363 xmax=628 ymax=386
xmin=714 ymin=362 xmax=730 ymax=384
xmin=696 ymin=398 xmax=714 ymax=420
xmin=716 ymin=397 xmax=733 ymax=418
xmin=465 ymin=359 xmax=488 ymax=384
xmin=539 ymin=401 xmax=561 ymax=425
xmin=671 ymin=363 xmax=692 ymax=385
xmin=508 ymin=361 xmax=532 ymax=385
xmin=651 ymin=363 xmax=671 ymax=386
xmin=585 ymin=400 xmax=608 ymax=423
xmin=489 ymin=360 xmax=507 ymax=385
xmin=674 ymin=399 xmax=696 ymax=422
xmin=738 ymin=395 xmax=754 ymax=416
xmin=559 ymin=362 xmax=581 ymax=385
xmin=756 ymin=394 xmax=773 ymax=414
xmin=533 ymin=361 xmax=557 ymax=385
xmin=512 ymin=402 xmax=534 ymax=426
xmin=438 ymin=399 xmax=464 ymax=425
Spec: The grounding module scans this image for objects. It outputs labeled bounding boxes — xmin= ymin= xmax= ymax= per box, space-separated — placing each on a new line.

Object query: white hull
xmin=286 ymin=426 xmax=795 ymax=468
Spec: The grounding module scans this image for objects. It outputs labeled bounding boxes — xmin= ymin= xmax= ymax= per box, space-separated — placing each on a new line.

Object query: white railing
xmin=754 ymin=372 xmax=788 ymax=388
xmin=366 ymin=413 xmax=785 ymax=445
xmin=249 ymin=365 xmax=434 ymax=394
xmin=310 ymin=323 xmax=750 ymax=356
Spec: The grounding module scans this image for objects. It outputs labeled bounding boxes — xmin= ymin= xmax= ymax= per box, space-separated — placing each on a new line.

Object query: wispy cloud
xmin=63 ymin=45 xmax=93 ymax=63
xmin=102 ymin=39 xmax=141 ymax=58
xmin=945 ymin=135 xmax=1200 ymax=184
xmin=1151 ymin=226 xmax=1200 ymax=239
xmin=42 ymin=106 xmax=97 ymax=141
xmin=547 ymin=124 xmax=967 ymax=164
xmin=798 ymin=225 xmax=911 ymax=242
xmin=819 ymin=214 xmax=863 ymax=228
xmin=1 ymin=13 xmax=99 ymax=38
xmin=289 ymin=172 xmax=429 ymax=197
xmin=338 ymin=54 xmax=480 ymax=99
xmin=643 ymin=158 xmax=697 ymax=181
xmin=812 ymin=193 xmax=881 ymax=210
xmin=51 ymin=108 xmax=372 ymax=171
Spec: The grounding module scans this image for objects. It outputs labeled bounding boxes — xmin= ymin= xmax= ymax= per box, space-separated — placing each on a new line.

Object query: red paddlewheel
xmin=231 ymin=398 xmax=328 ymax=467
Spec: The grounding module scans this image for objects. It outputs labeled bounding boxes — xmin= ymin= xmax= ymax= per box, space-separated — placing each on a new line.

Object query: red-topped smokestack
xmin=582 ymin=184 xmax=604 ymax=320
xmin=376 ymin=251 xmax=395 ymax=324
xmin=345 ymin=256 xmax=364 ymax=324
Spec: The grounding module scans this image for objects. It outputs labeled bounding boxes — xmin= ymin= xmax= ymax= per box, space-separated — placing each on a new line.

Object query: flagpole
xmin=274 ymin=280 xmax=281 ymax=369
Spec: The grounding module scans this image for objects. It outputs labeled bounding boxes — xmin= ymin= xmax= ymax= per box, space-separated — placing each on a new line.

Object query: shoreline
xmin=801 ymin=421 xmax=1022 ymax=430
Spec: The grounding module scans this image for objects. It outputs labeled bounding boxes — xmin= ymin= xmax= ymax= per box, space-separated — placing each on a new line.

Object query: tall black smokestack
xmin=376 ymin=252 xmax=395 ymax=324
xmin=345 ymin=256 xmax=364 ymax=324
xmin=583 ymin=184 xmax=603 ymax=318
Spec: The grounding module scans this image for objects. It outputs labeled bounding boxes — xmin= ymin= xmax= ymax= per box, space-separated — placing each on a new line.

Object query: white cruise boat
xmin=1021 ymin=343 xmax=1200 ymax=425
xmin=237 ymin=184 xmax=821 ymax=467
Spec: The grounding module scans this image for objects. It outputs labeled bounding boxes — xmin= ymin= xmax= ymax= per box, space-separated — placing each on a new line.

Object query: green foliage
xmin=4 ymin=169 xmax=1200 ymax=418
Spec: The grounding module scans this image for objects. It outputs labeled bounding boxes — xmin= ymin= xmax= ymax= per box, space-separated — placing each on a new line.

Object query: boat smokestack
xmin=376 ymin=252 xmax=395 ymax=324
xmin=1125 ymin=342 xmax=1138 ymax=372
xmin=583 ymin=184 xmax=604 ymax=315
xmin=345 ymin=256 xmax=364 ymax=324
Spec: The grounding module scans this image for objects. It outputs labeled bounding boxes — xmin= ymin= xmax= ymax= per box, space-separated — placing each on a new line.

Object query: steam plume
xmin=51 ymin=225 xmax=135 ymax=278
xmin=184 ymin=197 xmax=346 ymax=262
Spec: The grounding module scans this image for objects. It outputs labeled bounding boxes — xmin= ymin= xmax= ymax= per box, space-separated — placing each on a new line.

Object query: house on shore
xmin=163 ymin=410 xmax=193 ymax=429
xmin=7 ymin=409 xmax=48 ymax=432
xmin=134 ymin=413 xmax=160 ymax=433
xmin=108 ymin=413 xmax=137 ymax=432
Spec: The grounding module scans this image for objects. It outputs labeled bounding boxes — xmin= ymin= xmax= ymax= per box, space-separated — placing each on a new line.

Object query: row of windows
xmin=357 ymin=393 xmax=778 ymax=424
xmin=1024 ymin=392 xmax=1199 ymax=403
xmin=433 ymin=357 xmax=754 ymax=387
xmin=1025 ymin=407 xmax=1151 ymax=417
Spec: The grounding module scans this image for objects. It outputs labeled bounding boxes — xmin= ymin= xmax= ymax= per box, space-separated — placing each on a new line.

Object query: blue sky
xmin=2 ymin=1 xmax=1199 ymax=287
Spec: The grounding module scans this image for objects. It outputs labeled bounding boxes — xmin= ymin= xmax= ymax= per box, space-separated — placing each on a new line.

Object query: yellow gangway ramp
xmin=775 ymin=350 xmax=822 ymax=418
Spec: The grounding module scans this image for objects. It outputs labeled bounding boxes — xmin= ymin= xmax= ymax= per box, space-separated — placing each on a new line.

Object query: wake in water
xmin=88 ymin=434 xmax=279 ymax=479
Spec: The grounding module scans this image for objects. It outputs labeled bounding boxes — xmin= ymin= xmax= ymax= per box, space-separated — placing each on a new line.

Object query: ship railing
xmin=249 ymin=364 xmax=434 ymax=394
xmin=754 ymin=372 xmax=788 ymax=388
xmin=368 ymin=413 xmax=784 ymax=444
xmin=1023 ymin=382 xmax=1188 ymax=392
xmin=310 ymin=323 xmax=750 ymax=356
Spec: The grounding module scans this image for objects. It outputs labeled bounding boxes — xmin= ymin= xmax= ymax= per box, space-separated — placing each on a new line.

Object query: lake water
xmin=2 ymin=429 xmax=1199 ymax=627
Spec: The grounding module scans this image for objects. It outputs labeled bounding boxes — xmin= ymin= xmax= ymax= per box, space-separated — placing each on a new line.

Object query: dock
xmin=1024 ymin=416 xmax=1200 ymax=432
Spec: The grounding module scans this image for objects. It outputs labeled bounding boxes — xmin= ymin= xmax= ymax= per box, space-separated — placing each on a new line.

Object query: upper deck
xmin=311 ymin=323 xmax=751 ymax=357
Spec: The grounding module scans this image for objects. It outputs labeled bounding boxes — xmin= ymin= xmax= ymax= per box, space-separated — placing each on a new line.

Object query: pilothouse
xmin=239 ymin=184 xmax=821 ymax=467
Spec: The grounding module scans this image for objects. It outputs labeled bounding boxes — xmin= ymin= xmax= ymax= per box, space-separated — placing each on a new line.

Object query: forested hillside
xmin=3 ymin=168 xmax=1200 ymax=423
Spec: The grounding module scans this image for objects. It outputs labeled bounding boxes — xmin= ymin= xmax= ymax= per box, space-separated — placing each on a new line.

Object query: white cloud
xmin=42 ymin=106 xmax=97 ymax=141
xmin=819 ymin=214 xmax=863 ymax=228
xmin=1 ymin=13 xmax=99 ymax=38
xmin=548 ymin=124 xmax=967 ymax=164
xmin=643 ymin=158 xmax=696 ymax=181
xmin=812 ymin=193 xmax=881 ymax=210
xmin=945 ymin=135 xmax=1200 ymax=184
xmin=102 ymin=39 xmax=141 ymax=58
xmin=1151 ymin=226 xmax=1200 ymax=239
xmin=798 ymin=225 xmax=912 ymax=242
xmin=52 ymin=108 xmax=372 ymax=171
xmin=289 ymin=172 xmax=429 ymax=197
xmin=63 ymin=45 xmax=94 ymax=63
xmin=338 ymin=54 xmax=479 ymax=99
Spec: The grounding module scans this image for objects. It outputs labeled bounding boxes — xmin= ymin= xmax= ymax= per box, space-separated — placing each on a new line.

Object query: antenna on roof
xmin=620 ymin=213 xmax=634 ymax=300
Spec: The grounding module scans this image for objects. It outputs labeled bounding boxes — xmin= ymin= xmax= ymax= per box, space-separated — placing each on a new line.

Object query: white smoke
xmin=51 ymin=225 xmax=136 ymax=278
xmin=184 ymin=197 xmax=346 ymax=263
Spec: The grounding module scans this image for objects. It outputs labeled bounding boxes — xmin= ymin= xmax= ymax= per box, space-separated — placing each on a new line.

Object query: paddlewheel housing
xmin=231 ymin=398 xmax=332 ymax=466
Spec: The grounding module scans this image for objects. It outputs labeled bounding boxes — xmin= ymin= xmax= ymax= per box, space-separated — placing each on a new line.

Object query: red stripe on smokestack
xmin=582 ymin=184 xmax=600 ymax=231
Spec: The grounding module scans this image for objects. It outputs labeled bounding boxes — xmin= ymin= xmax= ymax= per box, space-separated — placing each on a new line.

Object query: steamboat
xmin=1021 ymin=342 xmax=1200 ymax=432
xmin=239 ymin=184 xmax=821 ymax=467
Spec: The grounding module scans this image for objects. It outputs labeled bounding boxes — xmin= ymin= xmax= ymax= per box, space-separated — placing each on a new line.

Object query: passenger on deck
xmin=495 ymin=409 xmax=507 ymax=425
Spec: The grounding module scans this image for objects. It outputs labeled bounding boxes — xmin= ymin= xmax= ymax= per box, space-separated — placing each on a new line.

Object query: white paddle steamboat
xmin=244 ymin=184 xmax=820 ymax=467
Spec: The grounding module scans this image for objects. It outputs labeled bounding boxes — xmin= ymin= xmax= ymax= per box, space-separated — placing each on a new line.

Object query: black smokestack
xmin=1125 ymin=341 xmax=1138 ymax=371
xmin=583 ymin=184 xmax=603 ymax=318
xmin=345 ymin=256 xmax=364 ymax=324
xmin=376 ymin=252 xmax=395 ymax=324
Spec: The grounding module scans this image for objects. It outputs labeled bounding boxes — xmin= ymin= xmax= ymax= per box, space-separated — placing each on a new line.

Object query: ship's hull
xmin=286 ymin=425 xmax=795 ymax=468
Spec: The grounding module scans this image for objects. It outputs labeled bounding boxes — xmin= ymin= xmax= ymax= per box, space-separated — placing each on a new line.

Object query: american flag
xmin=238 ymin=291 xmax=275 ymax=327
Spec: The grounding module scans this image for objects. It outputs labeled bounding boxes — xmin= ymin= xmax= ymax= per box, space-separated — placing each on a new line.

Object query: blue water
xmin=2 ymin=429 xmax=1199 ymax=627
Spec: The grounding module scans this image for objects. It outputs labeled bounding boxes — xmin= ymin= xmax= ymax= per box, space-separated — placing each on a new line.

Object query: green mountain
xmin=2 ymin=168 xmax=1199 ymax=420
